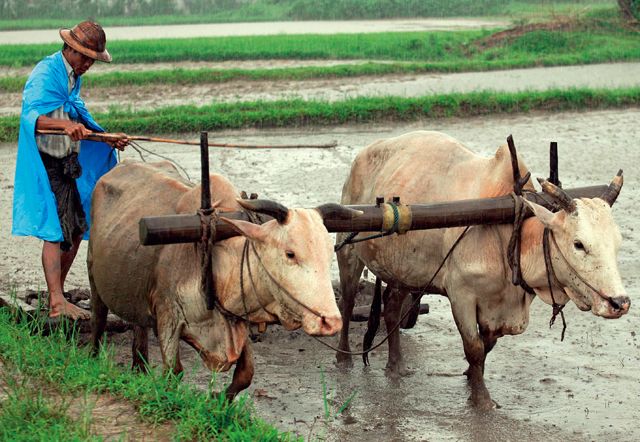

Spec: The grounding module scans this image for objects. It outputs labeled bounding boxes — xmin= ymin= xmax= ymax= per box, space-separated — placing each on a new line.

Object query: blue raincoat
xmin=11 ymin=51 xmax=117 ymax=242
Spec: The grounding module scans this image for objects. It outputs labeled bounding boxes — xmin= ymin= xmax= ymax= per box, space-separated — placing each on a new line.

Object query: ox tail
xmin=362 ymin=277 xmax=383 ymax=366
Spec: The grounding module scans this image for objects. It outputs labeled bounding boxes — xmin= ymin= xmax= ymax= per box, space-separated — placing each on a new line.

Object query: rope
xmin=543 ymin=228 xmax=567 ymax=341
xmin=508 ymin=192 xmax=568 ymax=340
xmin=334 ymin=201 xmax=402 ymax=252
xmin=507 ymin=193 xmax=536 ymax=295
xmin=311 ymin=226 xmax=471 ymax=356
xmin=126 ymin=140 xmax=192 ymax=183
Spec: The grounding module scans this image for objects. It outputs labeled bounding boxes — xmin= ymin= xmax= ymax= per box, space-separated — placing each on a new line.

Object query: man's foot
xmin=49 ymin=298 xmax=90 ymax=320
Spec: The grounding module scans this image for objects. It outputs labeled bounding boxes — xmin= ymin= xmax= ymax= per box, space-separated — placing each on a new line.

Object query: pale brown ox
xmin=336 ymin=131 xmax=630 ymax=409
xmin=88 ymin=161 xmax=347 ymax=399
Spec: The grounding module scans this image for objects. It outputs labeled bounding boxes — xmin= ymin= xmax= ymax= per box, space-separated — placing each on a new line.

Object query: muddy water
xmin=1 ymin=109 xmax=639 ymax=441
xmin=0 ymin=19 xmax=508 ymax=45
xmin=2 ymin=62 xmax=639 ymax=116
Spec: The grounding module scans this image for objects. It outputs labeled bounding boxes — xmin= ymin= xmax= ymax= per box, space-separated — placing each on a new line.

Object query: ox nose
xmin=318 ymin=315 xmax=342 ymax=336
xmin=609 ymin=296 xmax=631 ymax=313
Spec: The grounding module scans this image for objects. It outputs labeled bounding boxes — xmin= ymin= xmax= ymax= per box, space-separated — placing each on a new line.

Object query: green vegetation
xmin=1 ymin=31 xmax=484 ymax=67
xmin=1 ymin=19 xmax=638 ymax=72
xmin=0 ymin=369 xmax=97 ymax=441
xmin=0 ymin=0 xmax=615 ymax=30
xmin=2 ymin=87 xmax=639 ymax=143
xmin=2 ymin=27 xmax=638 ymax=92
xmin=0 ymin=308 xmax=288 ymax=441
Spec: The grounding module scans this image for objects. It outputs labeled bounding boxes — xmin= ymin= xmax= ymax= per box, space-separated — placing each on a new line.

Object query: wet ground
xmin=0 ymin=18 xmax=509 ymax=45
xmin=2 ymin=62 xmax=639 ymax=116
xmin=1 ymin=108 xmax=639 ymax=441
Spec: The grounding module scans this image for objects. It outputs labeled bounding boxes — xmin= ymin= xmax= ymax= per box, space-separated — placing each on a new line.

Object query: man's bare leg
xmin=60 ymin=234 xmax=83 ymax=289
xmin=42 ymin=239 xmax=89 ymax=320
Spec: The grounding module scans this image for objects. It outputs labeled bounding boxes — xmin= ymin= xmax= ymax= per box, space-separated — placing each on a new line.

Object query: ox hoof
xmin=385 ymin=363 xmax=415 ymax=378
xmin=468 ymin=395 xmax=500 ymax=411
xmin=334 ymin=355 xmax=354 ymax=370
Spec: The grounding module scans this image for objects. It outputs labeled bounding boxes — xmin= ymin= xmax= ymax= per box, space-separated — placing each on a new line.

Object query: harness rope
xmin=334 ymin=202 xmax=402 ymax=252
xmin=312 ymin=226 xmax=471 ymax=356
xmin=543 ymin=227 xmax=567 ymax=340
xmin=117 ymin=140 xmax=192 ymax=183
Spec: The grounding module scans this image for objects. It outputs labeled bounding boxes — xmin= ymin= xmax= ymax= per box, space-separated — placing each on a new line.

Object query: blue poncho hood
xmin=12 ymin=51 xmax=117 ymax=242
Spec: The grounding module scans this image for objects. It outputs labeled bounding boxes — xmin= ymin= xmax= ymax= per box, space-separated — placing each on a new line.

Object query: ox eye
xmin=285 ymin=250 xmax=296 ymax=260
xmin=574 ymin=240 xmax=586 ymax=252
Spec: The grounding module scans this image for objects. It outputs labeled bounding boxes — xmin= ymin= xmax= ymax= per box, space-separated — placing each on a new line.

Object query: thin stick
xmin=36 ymin=129 xmax=337 ymax=149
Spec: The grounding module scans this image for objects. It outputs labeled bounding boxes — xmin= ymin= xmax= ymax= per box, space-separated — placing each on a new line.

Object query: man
xmin=12 ymin=21 xmax=128 ymax=320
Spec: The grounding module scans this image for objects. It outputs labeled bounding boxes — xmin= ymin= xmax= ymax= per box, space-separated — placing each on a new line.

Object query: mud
xmin=2 ymin=62 xmax=639 ymax=116
xmin=1 ymin=109 xmax=639 ymax=441
xmin=0 ymin=19 xmax=509 ymax=45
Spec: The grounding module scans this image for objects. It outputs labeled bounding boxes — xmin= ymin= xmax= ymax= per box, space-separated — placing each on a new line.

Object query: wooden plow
xmin=139 ymin=132 xmax=613 ymax=323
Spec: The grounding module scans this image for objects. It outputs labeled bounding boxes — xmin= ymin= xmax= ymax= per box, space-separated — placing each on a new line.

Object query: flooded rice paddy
xmin=1 ymin=108 xmax=639 ymax=440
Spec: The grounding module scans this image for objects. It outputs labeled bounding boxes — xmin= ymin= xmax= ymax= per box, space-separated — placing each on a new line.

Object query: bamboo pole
xmin=35 ymin=129 xmax=338 ymax=149
xmin=139 ymin=184 xmax=608 ymax=246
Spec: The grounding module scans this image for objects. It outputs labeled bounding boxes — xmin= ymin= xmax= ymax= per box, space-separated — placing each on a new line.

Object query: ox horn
xmin=536 ymin=177 xmax=576 ymax=213
xmin=599 ymin=169 xmax=623 ymax=207
xmin=315 ymin=203 xmax=363 ymax=220
xmin=237 ymin=198 xmax=289 ymax=224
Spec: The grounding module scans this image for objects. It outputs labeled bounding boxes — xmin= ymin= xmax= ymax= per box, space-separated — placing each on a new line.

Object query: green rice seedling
xmin=0 ymin=0 xmax=618 ymax=31
xmin=2 ymin=16 xmax=638 ymax=69
xmin=2 ymin=88 xmax=639 ymax=143
xmin=319 ymin=367 xmax=357 ymax=423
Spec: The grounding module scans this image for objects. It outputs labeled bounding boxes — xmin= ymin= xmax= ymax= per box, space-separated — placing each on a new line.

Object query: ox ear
xmin=220 ymin=217 xmax=267 ymax=242
xmin=523 ymin=199 xmax=562 ymax=230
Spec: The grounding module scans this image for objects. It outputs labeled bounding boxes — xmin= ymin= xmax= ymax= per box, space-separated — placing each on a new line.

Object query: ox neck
xmin=519 ymin=218 xmax=559 ymax=291
xmin=214 ymin=239 xmax=278 ymax=324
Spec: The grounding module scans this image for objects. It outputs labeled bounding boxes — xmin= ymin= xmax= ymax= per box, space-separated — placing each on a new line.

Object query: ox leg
xmin=157 ymin=310 xmax=184 ymax=376
xmin=450 ymin=299 xmax=495 ymax=410
xmin=225 ymin=343 xmax=255 ymax=401
xmin=463 ymin=329 xmax=499 ymax=377
xmin=481 ymin=330 xmax=499 ymax=373
xmin=335 ymin=244 xmax=365 ymax=368
xmin=89 ymin=279 xmax=108 ymax=357
xmin=131 ymin=326 xmax=149 ymax=373
xmin=383 ymin=287 xmax=412 ymax=377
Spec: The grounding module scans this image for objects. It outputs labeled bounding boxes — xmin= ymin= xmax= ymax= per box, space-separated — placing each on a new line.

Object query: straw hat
xmin=59 ymin=21 xmax=111 ymax=63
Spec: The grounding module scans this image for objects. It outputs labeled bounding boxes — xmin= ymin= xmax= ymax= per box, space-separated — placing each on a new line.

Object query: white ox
xmin=88 ymin=161 xmax=351 ymax=399
xmin=336 ymin=131 xmax=630 ymax=409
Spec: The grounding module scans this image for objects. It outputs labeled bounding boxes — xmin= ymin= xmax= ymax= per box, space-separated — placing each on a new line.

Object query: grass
xmin=2 ymin=87 xmax=639 ymax=143
xmin=2 ymin=20 xmax=639 ymax=69
xmin=0 ymin=307 xmax=289 ymax=441
xmin=1 ymin=31 xmax=486 ymax=67
xmin=0 ymin=0 xmax=617 ymax=30
xmin=0 ymin=369 xmax=97 ymax=441
xmin=1 ymin=21 xmax=638 ymax=92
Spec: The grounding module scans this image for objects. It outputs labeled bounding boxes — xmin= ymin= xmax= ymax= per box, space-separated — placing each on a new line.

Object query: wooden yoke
xmin=139 ymin=185 xmax=609 ymax=246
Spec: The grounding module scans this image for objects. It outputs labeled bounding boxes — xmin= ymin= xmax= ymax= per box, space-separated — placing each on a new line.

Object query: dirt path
xmin=0 ymin=18 xmax=509 ymax=45
xmin=0 ymin=58 xmax=376 ymax=78
xmin=1 ymin=108 xmax=639 ymax=441
xmin=2 ymin=62 xmax=639 ymax=116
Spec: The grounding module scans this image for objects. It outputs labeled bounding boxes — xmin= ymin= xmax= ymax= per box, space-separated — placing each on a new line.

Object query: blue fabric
xmin=12 ymin=51 xmax=117 ymax=242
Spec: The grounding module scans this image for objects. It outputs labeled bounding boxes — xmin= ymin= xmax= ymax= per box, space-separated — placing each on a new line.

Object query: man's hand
xmin=108 ymin=133 xmax=129 ymax=151
xmin=63 ymin=122 xmax=91 ymax=141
